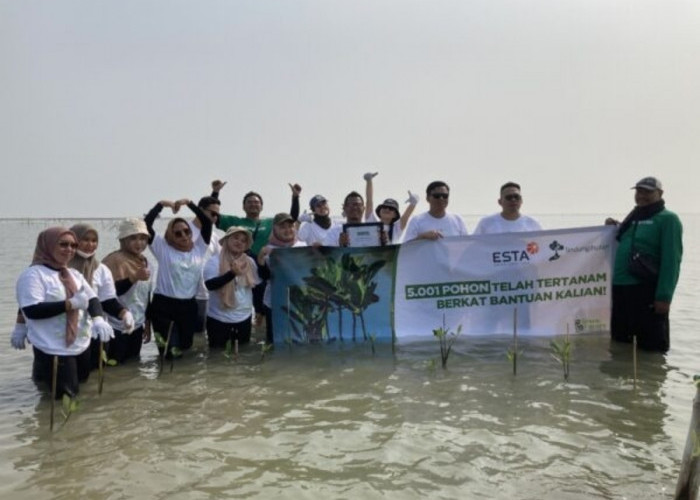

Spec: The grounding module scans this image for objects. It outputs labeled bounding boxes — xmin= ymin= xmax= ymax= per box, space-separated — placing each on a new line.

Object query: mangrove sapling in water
xmin=50 ymin=356 xmax=58 ymax=431
xmin=632 ymin=335 xmax=638 ymax=392
xmin=506 ymin=308 xmax=521 ymax=376
xmin=433 ymin=314 xmax=462 ymax=369
xmin=258 ymin=341 xmax=273 ymax=362
xmin=154 ymin=322 xmax=178 ymax=375
xmin=286 ymin=287 xmax=293 ymax=349
xmin=223 ymin=339 xmax=239 ymax=362
xmin=506 ymin=347 xmax=524 ymax=377
xmin=59 ymin=394 xmax=80 ymax=429
xmin=368 ymin=332 xmax=376 ymax=355
xmin=97 ymin=342 xmax=117 ymax=395
xmin=550 ymin=324 xmax=572 ymax=382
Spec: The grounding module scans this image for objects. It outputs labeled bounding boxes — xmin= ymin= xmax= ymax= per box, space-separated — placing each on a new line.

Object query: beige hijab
xmin=32 ymin=227 xmax=80 ymax=346
xmin=218 ymin=227 xmax=256 ymax=309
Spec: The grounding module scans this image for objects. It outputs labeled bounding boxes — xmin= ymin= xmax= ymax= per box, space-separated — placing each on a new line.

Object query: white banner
xmin=394 ymin=226 xmax=617 ymax=339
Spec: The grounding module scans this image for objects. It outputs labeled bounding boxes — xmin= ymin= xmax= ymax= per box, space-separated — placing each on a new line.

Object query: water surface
xmin=0 ymin=215 xmax=697 ymax=499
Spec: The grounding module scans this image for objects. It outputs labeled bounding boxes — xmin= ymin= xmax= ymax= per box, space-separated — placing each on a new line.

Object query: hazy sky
xmin=2 ymin=0 xmax=699 ymax=219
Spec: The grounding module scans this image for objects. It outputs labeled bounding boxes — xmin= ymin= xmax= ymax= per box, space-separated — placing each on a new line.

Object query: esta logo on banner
xmin=491 ymin=241 xmax=540 ymax=264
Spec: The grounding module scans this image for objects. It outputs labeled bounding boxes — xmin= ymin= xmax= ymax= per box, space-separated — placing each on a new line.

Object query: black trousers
xmin=206 ymin=315 xmax=252 ymax=348
xmin=252 ymin=281 xmax=266 ymax=315
xmin=611 ymin=284 xmax=670 ymax=353
xmin=32 ymin=347 xmax=89 ymax=399
xmin=148 ymin=294 xmax=198 ymax=355
xmin=263 ymin=305 xmax=274 ymax=344
xmin=107 ymin=326 xmax=145 ymax=364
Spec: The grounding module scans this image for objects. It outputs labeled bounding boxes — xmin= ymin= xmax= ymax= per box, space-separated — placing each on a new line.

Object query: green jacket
xmin=218 ymin=215 xmax=273 ymax=257
xmin=612 ymin=208 xmax=683 ymax=302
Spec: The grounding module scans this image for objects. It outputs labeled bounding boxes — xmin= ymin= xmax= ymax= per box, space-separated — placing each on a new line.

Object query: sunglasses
xmin=173 ymin=229 xmax=191 ymax=238
xmin=58 ymin=241 xmax=78 ymax=249
xmin=504 ymin=194 xmax=522 ymax=201
xmin=430 ymin=193 xmax=449 ymax=199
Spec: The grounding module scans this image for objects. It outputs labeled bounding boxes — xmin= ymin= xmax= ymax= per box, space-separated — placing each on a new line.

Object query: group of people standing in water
xmin=9 ymin=173 xmax=683 ymax=400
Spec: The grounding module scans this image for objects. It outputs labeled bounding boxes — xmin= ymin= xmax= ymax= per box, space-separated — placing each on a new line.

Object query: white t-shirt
xmin=203 ymin=254 xmax=260 ymax=323
xmin=189 ymin=221 xmax=221 ymax=300
xmin=322 ymin=224 xmax=343 ymax=247
xmin=403 ymin=211 xmax=468 ymax=242
xmin=366 ymin=211 xmax=404 ymax=244
xmin=323 ymin=213 xmax=379 ymax=247
xmin=91 ymin=263 xmax=118 ymax=302
xmin=149 ymin=234 xmax=211 ymax=299
xmin=298 ymin=221 xmax=340 ymax=246
xmin=16 ymin=265 xmax=97 ymax=355
xmin=472 ymin=213 xmax=542 ymax=235
xmin=90 ymin=263 xmax=132 ymax=332
xmin=383 ymin=221 xmax=403 ymax=244
xmin=113 ymin=266 xmax=153 ymax=330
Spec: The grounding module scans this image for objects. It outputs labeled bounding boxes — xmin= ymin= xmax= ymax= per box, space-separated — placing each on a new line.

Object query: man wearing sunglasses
xmin=403 ymin=181 xmax=468 ymax=242
xmin=473 ymin=182 xmax=542 ymax=234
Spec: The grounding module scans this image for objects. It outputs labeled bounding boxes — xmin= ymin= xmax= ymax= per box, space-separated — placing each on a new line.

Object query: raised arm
xmin=179 ymin=198 xmax=213 ymax=245
xmin=144 ymin=201 xmax=169 ymax=243
xmin=400 ymin=191 xmax=420 ymax=230
xmin=211 ymin=179 xmax=227 ymax=200
xmin=289 ymin=183 xmax=301 ymax=221
xmin=364 ymin=172 xmax=377 ymax=220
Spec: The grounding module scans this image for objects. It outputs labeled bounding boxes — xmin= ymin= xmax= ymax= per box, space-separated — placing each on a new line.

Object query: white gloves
xmin=68 ymin=289 xmax=90 ymax=311
xmin=121 ymin=311 xmax=135 ymax=334
xmin=91 ymin=316 xmax=115 ymax=342
xmin=405 ymin=190 xmax=419 ymax=205
xmin=298 ymin=211 xmax=313 ymax=223
xmin=11 ymin=323 xmax=28 ymax=350
xmin=363 ymin=172 xmax=378 ymax=181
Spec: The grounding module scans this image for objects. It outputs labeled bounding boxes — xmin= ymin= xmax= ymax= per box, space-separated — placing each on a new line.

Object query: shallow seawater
xmin=0 ymin=216 xmax=697 ymax=499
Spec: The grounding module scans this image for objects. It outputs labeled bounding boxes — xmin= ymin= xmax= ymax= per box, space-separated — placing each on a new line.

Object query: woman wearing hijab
xmin=203 ymin=226 xmax=260 ymax=348
xmin=69 ymin=223 xmax=135 ymax=372
xmin=144 ymin=198 xmax=212 ymax=357
xmin=14 ymin=227 xmax=114 ymax=398
xmin=102 ymin=218 xmax=153 ymax=363
xmin=257 ymin=213 xmax=307 ymax=343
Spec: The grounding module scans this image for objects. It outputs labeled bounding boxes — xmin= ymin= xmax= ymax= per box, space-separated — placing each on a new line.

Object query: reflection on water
xmin=0 ymin=216 xmax=698 ymax=499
